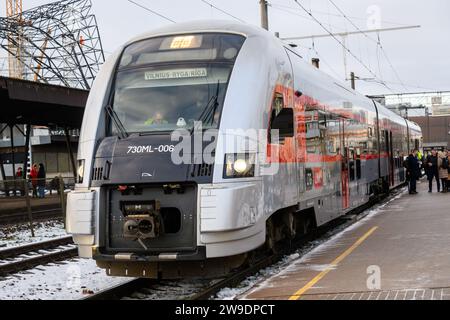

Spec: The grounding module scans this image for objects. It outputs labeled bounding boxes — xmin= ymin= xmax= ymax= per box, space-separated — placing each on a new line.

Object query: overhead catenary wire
xmin=269 ymin=1 xmax=411 ymax=28
xmin=291 ymin=0 xmax=393 ymax=92
xmin=199 ymin=0 xmax=246 ymax=23
xmin=269 ymin=3 xmax=348 ymax=32
xmin=327 ymin=0 xmax=407 ymax=91
xmin=127 ymin=0 xmax=176 ymax=23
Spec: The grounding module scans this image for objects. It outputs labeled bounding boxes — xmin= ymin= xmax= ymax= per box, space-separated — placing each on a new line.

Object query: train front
xmin=65 ymin=29 xmax=268 ymax=279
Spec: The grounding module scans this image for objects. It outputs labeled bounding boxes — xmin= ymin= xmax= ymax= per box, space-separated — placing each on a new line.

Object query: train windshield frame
xmin=109 ymin=33 xmax=246 ymax=135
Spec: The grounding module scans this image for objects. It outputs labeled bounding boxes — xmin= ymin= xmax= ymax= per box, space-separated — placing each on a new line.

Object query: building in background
xmin=0 ymin=125 xmax=78 ymax=180
xmin=409 ymin=115 xmax=450 ymax=151
xmin=369 ymin=91 xmax=450 ymax=151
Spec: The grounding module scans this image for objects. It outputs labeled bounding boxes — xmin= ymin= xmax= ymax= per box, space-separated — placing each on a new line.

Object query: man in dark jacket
xmin=425 ymin=149 xmax=440 ymax=193
xmin=406 ymin=150 xmax=419 ymax=194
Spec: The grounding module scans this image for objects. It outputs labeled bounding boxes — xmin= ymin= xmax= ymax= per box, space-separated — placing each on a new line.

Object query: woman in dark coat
xmin=37 ymin=163 xmax=46 ymax=198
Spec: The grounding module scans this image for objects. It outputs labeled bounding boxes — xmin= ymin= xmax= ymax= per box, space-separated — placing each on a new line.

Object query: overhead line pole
xmin=260 ymin=0 xmax=269 ymax=30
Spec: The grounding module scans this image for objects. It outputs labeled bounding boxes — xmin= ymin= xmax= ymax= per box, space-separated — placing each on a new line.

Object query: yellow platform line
xmin=288 ymin=226 xmax=379 ymax=300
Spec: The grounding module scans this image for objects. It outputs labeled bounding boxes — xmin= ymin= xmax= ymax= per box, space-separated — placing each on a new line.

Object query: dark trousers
xmin=32 ymin=185 xmax=37 ymax=198
xmin=428 ymin=171 xmax=440 ymax=192
xmin=409 ymin=176 xmax=417 ymax=193
xmin=441 ymin=179 xmax=448 ymax=192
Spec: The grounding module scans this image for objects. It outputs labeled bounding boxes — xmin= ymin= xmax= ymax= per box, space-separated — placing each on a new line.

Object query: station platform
xmin=242 ymin=180 xmax=450 ymax=300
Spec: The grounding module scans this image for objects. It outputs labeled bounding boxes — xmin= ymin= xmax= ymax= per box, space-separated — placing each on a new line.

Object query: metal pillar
xmin=9 ymin=124 xmax=17 ymax=196
xmin=350 ymin=72 xmax=356 ymax=90
xmin=23 ymin=123 xmax=31 ymax=179
xmin=64 ymin=127 xmax=77 ymax=181
xmin=260 ymin=0 xmax=269 ymax=30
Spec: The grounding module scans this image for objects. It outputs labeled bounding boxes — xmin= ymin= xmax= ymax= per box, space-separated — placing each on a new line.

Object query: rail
xmin=0 ymin=236 xmax=77 ymax=277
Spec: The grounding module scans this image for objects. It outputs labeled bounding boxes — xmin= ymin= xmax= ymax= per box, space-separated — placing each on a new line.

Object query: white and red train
xmin=66 ymin=21 xmax=422 ymax=279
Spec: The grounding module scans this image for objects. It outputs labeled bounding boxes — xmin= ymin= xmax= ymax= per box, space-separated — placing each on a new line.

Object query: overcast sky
xmin=1 ymin=0 xmax=449 ymax=95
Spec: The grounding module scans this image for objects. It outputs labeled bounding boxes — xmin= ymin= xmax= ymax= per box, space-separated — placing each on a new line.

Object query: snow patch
xmin=0 ymin=220 xmax=67 ymax=249
xmin=0 ymin=258 xmax=130 ymax=300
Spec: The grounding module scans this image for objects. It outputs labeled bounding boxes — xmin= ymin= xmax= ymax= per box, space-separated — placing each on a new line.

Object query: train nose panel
xmin=91 ymin=135 xmax=215 ymax=185
xmin=105 ymin=184 xmax=197 ymax=255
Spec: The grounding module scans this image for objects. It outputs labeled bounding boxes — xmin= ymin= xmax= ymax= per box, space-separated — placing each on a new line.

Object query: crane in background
xmin=6 ymin=0 xmax=24 ymax=79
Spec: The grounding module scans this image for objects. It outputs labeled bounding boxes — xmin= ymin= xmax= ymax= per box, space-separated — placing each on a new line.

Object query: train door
xmin=340 ymin=119 xmax=350 ymax=210
xmin=385 ymin=130 xmax=394 ymax=186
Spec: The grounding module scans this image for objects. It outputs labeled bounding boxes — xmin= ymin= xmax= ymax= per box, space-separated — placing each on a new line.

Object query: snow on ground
xmin=0 ymin=219 xmax=130 ymax=300
xmin=0 ymin=219 xmax=67 ymax=249
xmin=0 ymin=259 xmax=131 ymax=300
xmin=0 ymin=258 xmax=131 ymax=300
xmin=215 ymin=188 xmax=408 ymax=300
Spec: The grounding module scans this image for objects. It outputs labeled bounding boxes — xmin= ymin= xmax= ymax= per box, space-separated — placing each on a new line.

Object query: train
xmin=66 ymin=21 xmax=422 ymax=279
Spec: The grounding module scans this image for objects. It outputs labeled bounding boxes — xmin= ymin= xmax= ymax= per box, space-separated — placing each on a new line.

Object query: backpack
xmin=403 ymin=159 xmax=409 ymax=170
xmin=442 ymin=158 xmax=449 ymax=170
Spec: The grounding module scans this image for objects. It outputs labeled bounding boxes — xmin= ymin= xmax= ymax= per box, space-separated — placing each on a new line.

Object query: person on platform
xmin=29 ymin=164 xmax=38 ymax=198
xmin=447 ymin=151 xmax=450 ymax=192
xmin=15 ymin=167 xmax=25 ymax=196
xmin=406 ymin=150 xmax=419 ymax=195
xmin=37 ymin=163 xmax=46 ymax=198
xmin=438 ymin=150 xmax=449 ymax=193
xmin=425 ymin=149 xmax=440 ymax=193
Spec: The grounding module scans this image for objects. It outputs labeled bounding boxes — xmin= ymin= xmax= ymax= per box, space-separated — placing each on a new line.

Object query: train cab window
xmin=269 ymin=94 xmax=294 ymax=144
xmin=109 ymin=33 xmax=246 ymax=135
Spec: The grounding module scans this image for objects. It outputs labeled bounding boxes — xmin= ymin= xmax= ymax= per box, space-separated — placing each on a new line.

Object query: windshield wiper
xmin=105 ymin=105 xmax=129 ymax=139
xmin=191 ymin=81 xmax=220 ymax=135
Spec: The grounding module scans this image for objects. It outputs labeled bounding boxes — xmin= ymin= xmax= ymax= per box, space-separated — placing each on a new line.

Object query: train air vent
xmin=92 ymin=167 xmax=104 ymax=181
xmin=191 ymin=163 xmax=213 ymax=177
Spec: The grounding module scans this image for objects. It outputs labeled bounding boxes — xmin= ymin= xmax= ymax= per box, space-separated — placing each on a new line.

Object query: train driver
xmin=144 ymin=112 xmax=168 ymax=126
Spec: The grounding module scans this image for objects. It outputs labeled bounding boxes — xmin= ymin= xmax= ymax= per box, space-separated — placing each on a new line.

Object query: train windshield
xmin=110 ymin=33 xmax=245 ymax=134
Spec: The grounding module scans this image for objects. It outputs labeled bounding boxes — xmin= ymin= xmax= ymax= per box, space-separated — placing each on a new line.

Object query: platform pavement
xmin=242 ymin=180 xmax=450 ymax=300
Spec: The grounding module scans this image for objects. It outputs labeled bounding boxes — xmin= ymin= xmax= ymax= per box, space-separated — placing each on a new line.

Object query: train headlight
xmin=233 ymin=159 xmax=249 ymax=174
xmin=77 ymin=159 xmax=85 ymax=184
xmin=224 ymin=154 xmax=255 ymax=179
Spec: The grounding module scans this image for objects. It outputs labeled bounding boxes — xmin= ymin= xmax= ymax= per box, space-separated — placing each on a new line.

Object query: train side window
xmin=269 ymin=94 xmax=294 ymax=144
xmin=325 ymin=115 xmax=339 ymax=155
xmin=306 ymin=110 xmax=326 ymax=154
xmin=272 ymin=93 xmax=284 ymax=115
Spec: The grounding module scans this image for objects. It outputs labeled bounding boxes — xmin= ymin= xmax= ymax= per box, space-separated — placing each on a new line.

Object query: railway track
xmin=0 ymin=208 xmax=63 ymax=225
xmin=0 ymin=236 xmax=77 ymax=277
xmin=83 ymin=187 xmax=406 ymax=301
xmin=83 ymin=219 xmax=353 ymax=301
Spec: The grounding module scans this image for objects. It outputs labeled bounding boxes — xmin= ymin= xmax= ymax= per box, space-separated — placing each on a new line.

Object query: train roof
xmin=125 ymin=20 xmax=420 ymax=133
xmin=126 ymin=20 xmax=266 ymax=45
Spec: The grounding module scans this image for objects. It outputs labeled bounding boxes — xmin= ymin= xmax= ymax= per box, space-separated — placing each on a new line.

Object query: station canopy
xmin=0 ymin=76 xmax=88 ymax=128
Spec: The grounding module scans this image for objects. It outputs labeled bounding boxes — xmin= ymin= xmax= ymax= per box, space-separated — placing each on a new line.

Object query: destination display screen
xmin=118 ymin=33 xmax=246 ymax=68
xmin=144 ymin=68 xmax=208 ymax=80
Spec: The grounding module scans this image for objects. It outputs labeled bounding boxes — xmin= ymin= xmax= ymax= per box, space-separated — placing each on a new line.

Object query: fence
xmin=0 ymin=176 xmax=75 ymax=237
